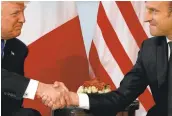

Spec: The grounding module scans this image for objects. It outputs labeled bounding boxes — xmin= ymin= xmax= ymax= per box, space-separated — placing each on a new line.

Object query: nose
xmin=144 ymin=9 xmax=153 ymax=23
xmin=18 ymin=12 xmax=25 ymax=23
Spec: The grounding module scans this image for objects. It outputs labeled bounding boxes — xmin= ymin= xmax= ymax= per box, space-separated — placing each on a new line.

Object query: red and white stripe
xmin=89 ymin=1 xmax=154 ymax=116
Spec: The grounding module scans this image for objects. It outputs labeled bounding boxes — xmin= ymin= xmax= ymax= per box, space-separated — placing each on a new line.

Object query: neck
xmin=167 ymin=34 xmax=172 ymax=41
xmin=1 ymin=36 xmax=12 ymax=40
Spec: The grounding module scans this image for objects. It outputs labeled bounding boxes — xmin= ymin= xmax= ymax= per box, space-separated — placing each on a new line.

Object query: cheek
xmin=159 ymin=19 xmax=172 ymax=31
xmin=2 ymin=19 xmax=15 ymax=31
xmin=167 ymin=18 xmax=172 ymax=29
xmin=2 ymin=22 xmax=10 ymax=33
xmin=2 ymin=19 xmax=21 ymax=37
xmin=153 ymin=16 xmax=167 ymax=28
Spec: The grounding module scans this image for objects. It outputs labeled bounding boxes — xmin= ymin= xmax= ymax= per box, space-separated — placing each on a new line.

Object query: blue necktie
xmin=1 ymin=39 xmax=5 ymax=57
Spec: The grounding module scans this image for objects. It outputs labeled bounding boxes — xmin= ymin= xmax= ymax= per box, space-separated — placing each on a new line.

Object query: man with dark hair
xmin=51 ymin=1 xmax=172 ymax=116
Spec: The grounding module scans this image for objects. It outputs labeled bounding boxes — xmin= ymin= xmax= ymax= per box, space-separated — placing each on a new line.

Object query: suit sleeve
xmin=2 ymin=68 xmax=30 ymax=100
xmin=88 ymin=41 xmax=148 ymax=116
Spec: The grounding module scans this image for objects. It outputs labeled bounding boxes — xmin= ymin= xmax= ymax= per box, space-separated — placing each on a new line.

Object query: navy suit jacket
xmin=2 ymin=38 xmax=30 ymax=115
xmin=88 ymin=36 xmax=169 ymax=116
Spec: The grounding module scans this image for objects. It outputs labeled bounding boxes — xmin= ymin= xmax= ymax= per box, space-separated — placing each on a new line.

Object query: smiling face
xmin=1 ymin=2 xmax=26 ymax=40
xmin=144 ymin=2 xmax=172 ymax=38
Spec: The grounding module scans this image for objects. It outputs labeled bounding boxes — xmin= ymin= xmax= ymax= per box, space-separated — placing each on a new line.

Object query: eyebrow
xmin=9 ymin=7 xmax=25 ymax=15
xmin=12 ymin=5 xmax=26 ymax=11
xmin=146 ymin=7 xmax=160 ymax=12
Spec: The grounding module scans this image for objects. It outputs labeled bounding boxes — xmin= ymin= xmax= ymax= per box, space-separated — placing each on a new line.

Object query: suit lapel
xmin=156 ymin=37 xmax=168 ymax=88
xmin=2 ymin=40 xmax=16 ymax=66
xmin=2 ymin=39 xmax=24 ymax=75
xmin=3 ymin=39 xmax=17 ymax=60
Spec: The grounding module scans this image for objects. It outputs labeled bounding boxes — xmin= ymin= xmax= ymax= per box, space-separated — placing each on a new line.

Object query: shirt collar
xmin=167 ymin=37 xmax=172 ymax=43
xmin=1 ymin=39 xmax=6 ymax=45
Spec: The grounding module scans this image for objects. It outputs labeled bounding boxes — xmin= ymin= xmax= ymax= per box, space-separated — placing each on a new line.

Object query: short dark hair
xmin=170 ymin=1 xmax=172 ymax=6
xmin=169 ymin=1 xmax=172 ymax=12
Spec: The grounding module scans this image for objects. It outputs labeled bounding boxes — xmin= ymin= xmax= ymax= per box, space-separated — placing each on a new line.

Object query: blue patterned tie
xmin=1 ymin=39 xmax=5 ymax=57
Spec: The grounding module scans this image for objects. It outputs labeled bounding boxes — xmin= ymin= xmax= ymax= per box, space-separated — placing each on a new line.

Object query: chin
xmin=150 ymin=30 xmax=162 ymax=36
xmin=14 ymin=31 xmax=21 ymax=37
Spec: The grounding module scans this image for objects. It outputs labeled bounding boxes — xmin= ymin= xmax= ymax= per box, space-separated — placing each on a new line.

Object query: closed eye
xmin=10 ymin=10 xmax=21 ymax=16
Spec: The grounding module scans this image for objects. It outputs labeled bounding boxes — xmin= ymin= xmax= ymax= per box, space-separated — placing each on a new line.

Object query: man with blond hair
xmin=1 ymin=2 xmax=68 ymax=116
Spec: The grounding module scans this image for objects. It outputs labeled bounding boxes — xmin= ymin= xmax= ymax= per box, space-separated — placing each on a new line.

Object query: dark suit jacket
xmin=2 ymin=38 xmax=30 ymax=115
xmin=88 ymin=36 xmax=169 ymax=116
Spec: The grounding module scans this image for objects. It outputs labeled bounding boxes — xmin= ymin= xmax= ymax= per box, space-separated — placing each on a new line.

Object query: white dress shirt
xmin=167 ymin=37 xmax=172 ymax=60
xmin=78 ymin=37 xmax=172 ymax=110
xmin=23 ymin=80 xmax=39 ymax=99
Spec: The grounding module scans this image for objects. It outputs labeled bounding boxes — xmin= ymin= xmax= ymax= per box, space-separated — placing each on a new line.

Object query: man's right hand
xmin=65 ymin=91 xmax=79 ymax=107
xmin=52 ymin=82 xmax=80 ymax=110
xmin=36 ymin=81 xmax=79 ymax=110
xmin=36 ymin=82 xmax=61 ymax=108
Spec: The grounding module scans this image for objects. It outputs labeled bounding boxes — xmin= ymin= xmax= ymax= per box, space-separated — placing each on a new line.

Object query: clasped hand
xmin=36 ymin=81 xmax=78 ymax=110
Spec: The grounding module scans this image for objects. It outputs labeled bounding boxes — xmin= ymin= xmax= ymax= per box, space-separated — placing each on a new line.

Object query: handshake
xmin=36 ymin=81 xmax=79 ymax=110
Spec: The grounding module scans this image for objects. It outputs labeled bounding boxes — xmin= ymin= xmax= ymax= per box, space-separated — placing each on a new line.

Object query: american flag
xmin=18 ymin=1 xmax=154 ymax=116
xmin=89 ymin=1 xmax=155 ymax=116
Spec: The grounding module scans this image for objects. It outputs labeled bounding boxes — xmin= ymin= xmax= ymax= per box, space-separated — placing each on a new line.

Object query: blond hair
xmin=1 ymin=1 xmax=29 ymax=6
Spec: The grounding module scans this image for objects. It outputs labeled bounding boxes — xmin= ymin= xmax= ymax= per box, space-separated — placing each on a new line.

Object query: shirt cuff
xmin=23 ymin=79 xmax=39 ymax=100
xmin=78 ymin=93 xmax=90 ymax=110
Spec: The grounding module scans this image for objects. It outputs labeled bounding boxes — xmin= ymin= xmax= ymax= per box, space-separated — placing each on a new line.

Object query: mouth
xmin=149 ymin=21 xmax=156 ymax=26
xmin=15 ymin=24 xmax=23 ymax=29
xmin=149 ymin=25 xmax=156 ymax=28
xmin=149 ymin=23 xmax=156 ymax=26
xmin=15 ymin=26 xmax=23 ymax=30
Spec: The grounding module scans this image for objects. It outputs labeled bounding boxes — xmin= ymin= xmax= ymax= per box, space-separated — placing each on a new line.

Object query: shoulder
xmin=6 ymin=38 xmax=27 ymax=50
xmin=142 ymin=36 xmax=166 ymax=46
xmin=6 ymin=38 xmax=28 ymax=56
